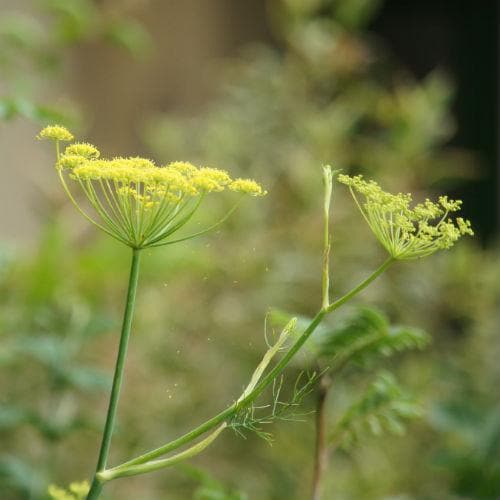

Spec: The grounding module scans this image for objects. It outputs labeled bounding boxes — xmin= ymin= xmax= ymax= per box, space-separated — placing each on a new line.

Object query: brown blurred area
xmin=72 ymin=0 xmax=271 ymax=154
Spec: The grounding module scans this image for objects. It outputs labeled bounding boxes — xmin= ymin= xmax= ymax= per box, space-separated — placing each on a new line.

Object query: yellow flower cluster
xmin=37 ymin=125 xmax=74 ymax=142
xmin=64 ymin=142 xmax=100 ymax=159
xmin=39 ymin=125 xmax=265 ymax=248
xmin=338 ymin=174 xmax=473 ymax=260
xmin=48 ymin=481 xmax=89 ymax=500
xmin=229 ymin=178 xmax=267 ymax=196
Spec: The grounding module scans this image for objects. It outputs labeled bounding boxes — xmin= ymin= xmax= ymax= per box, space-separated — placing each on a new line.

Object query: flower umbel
xmin=48 ymin=481 xmax=90 ymax=500
xmin=37 ymin=125 xmax=74 ymax=142
xmin=338 ymin=174 xmax=473 ymax=260
xmin=39 ymin=125 xmax=265 ymax=248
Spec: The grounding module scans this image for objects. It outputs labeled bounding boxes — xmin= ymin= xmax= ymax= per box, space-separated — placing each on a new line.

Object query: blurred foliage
xmin=330 ymin=371 xmax=422 ymax=449
xmin=270 ymin=305 xmax=429 ymax=489
xmin=0 ymin=224 xmax=113 ymax=498
xmin=179 ymin=465 xmax=248 ymax=500
xmin=272 ymin=306 xmax=430 ymax=368
xmin=0 ymin=0 xmax=151 ymax=124
xmin=1 ymin=0 xmax=499 ymax=499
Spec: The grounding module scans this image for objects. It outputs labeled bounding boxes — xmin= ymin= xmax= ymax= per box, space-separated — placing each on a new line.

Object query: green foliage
xmin=41 ymin=0 xmax=100 ymax=43
xmin=0 ymin=225 xmax=112 ymax=496
xmin=429 ymin=391 xmax=500 ymax=497
xmin=104 ymin=18 xmax=152 ymax=59
xmin=314 ymin=307 xmax=430 ymax=369
xmin=271 ymin=306 xmax=430 ymax=370
xmin=0 ymin=13 xmax=57 ymax=71
xmin=0 ymin=97 xmax=71 ymax=123
xmin=229 ymin=371 xmax=319 ymax=442
xmin=332 ymin=0 xmax=383 ymax=29
xmin=276 ymin=0 xmax=383 ymax=31
xmin=331 ymin=371 xmax=421 ymax=449
xmin=41 ymin=0 xmax=152 ymax=56
xmin=271 ymin=306 xmax=427 ymax=476
xmin=0 ymin=456 xmax=46 ymax=498
xmin=180 ymin=465 xmax=248 ymax=500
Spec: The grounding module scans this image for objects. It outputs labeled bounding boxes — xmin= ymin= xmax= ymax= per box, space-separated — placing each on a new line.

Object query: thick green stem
xmin=87 ymin=248 xmax=141 ymax=499
xmin=111 ymin=257 xmax=394 ymax=472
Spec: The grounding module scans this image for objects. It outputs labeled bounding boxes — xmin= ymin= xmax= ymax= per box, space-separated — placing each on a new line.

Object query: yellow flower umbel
xmin=48 ymin=481 xmax=90 ymax=500
xmin=39 ymin=126 xmax=265 ymax=248
xmin=338 ymin=174 xmax=473 ymax=260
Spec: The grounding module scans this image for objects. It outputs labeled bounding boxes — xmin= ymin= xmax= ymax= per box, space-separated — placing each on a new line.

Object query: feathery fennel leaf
xmin=330 ymin=371 xmax=422 ymax=450
xmin=270 ymin=307 xmax=430 ymax=370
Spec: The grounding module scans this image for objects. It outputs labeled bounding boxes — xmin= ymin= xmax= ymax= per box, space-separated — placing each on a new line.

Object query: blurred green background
xmin=1 ymin=1 xmax=498 ymax=499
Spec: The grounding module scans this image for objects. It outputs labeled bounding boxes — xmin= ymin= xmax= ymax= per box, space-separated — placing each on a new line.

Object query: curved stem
xmin=100 ymin=424 xmax=227 ymax=481
xmin=109 ymin=310 xmax=324 ymax=472
xmin=87 ymin=249 xmax=142 ymax=499
xmin=111 ymin=258 xmax=394 ymax=472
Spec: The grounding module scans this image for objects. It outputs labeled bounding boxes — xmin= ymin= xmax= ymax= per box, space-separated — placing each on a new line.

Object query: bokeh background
xmin=1 ymin=1 xmax=498 ymax=499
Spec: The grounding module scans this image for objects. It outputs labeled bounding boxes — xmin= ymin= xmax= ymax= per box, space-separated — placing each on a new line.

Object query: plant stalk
xmin=325 ymin=257 xmax=394 ymax=314
xmin=322 ymin=166 xmax=333 ymax=310
xmin=311 ymin=374 xmax=332 ymax=500
xmin=87 ymin=248 xmax=142 ymax=500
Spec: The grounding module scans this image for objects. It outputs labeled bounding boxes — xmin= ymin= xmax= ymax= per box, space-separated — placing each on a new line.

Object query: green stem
xmin=110 ymin=312 xmax=324 ymax=472
xmin=322 ymin=166 xmax=333 ymax=310
xmin=87 ymin=248 xmax=142 ymax=500
xmin=111 ymin=257 xmax=394 ymax=472
xmin=325 ymin=257 xmax=394 ymax=313
xmin=100 ymin=424 xmax=227 ymax=481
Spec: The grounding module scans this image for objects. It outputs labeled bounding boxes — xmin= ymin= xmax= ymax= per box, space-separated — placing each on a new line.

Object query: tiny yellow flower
xmin=191 ymin=167 xmax=232 ymax=193
xmin=48 ymin=484 xmax=73 ymax=500
xmin=338 ymin=174 xmax=473 ymax=260
xmin=230 ymin=178 xmax=267 ymax=196
xmin=57 ymin=154 xmax=87 ymax=170
xmin=48 ymin=481 xmax=89 ymax=500
xmin=37 ymin=125 xmax=74 ymax=142
xmin=69 ymin=481 xmax=90 ymax=498
xmin=39 ymin=125 xmax=266 ymax=249
xmin=64 ymin=143 xmax=100 ymax=159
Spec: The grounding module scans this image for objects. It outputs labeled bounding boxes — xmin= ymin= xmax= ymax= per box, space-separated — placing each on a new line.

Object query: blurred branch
xmin=311 ymin=373 xmax=332 ymax=500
